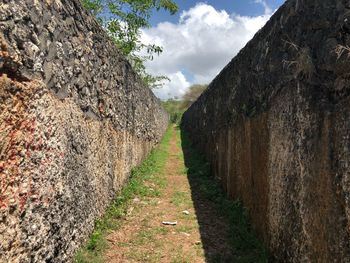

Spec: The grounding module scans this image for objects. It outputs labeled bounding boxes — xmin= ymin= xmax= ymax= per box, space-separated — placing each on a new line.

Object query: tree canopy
xmin=181 ymin=84 xmax=208 ymax=109
xmin=162 ymin=84 xmax=208 ymax=124
xmin=82 ymin=0 xmax=178 ymax=88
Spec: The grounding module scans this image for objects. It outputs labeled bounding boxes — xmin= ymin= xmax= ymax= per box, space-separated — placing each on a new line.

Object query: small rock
xmin=126 ymin=207 xmax=134 ymax=215
xmin=162 ymin=221 xmax=177 ymax=226
xmin=182 ymin=210 xmax=190 ymax=215
xmin=133 ymin=197 xmax=140 ymax=203
xmin=194 ymin=241 xmax=201 ymax=245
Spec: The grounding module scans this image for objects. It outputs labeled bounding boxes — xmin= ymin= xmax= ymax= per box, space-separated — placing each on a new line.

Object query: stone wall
xmin=182 ymin=0 xmax=350 ymax=261
xmin=0 ymin=0 xmax=168 ymax=262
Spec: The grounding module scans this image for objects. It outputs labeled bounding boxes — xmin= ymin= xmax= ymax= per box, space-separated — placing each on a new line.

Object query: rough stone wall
xmin=0 ymin=1 xmax=168 ymax=262
xmin=182 ymin=0 xmax=350 ymax=261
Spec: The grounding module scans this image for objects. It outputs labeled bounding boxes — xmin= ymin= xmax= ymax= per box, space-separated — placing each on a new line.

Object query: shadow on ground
xmin=179 ymin=127 xmax=268 ymax=263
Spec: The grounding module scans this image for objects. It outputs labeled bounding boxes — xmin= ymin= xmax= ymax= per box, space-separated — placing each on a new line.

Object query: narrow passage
xmin=76 ymin=126 xmax=266 ymax=263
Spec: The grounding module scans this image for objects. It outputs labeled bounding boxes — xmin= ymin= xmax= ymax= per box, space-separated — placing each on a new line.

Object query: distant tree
xmin=181 ymin=84 xmax=207 ymax=109
xmin=162 ymin=99 xmax=183 ymax=124
xmin=82 ymin=0 xmax=178 ymax=88
xmin=162 ymin=84 xmax=208 ymax=124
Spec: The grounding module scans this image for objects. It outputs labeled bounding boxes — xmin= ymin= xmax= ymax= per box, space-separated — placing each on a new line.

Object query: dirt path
xmin=103 ymin=126 xmax=234 ymax=263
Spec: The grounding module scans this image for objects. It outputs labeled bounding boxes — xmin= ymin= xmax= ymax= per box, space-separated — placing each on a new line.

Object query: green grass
xmin=170 ymin=246 xmax=193 ymax=263
xmin=132 ymin=226 xmax=169 ymax=245
xmin=175 ymin=224 xmax=196 ymax=233
xmin=179 ymin=127 xmax=269 ymax=263
xmin=126 ymin=249 xmax=163 ymax=263
xmin=74 ymin=127 xmax=173 ymax=263
xmin=171 ymin=191 xmax=190 ymax=207
xmin=75 ymin=125 xmax=268 ymax=263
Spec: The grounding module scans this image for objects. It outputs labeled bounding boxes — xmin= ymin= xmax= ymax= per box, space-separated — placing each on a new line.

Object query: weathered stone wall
xmin=182 ymin=0 xmax=350 ymax=261
xmin=0 ymin=1 xmax=168 ymax=262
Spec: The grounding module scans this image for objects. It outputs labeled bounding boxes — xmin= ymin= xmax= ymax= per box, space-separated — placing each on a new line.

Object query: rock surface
xmin=182 ymin=0 xmax=350 ymax=261
xmin=0 ymin=0 xmax=168 ymax=262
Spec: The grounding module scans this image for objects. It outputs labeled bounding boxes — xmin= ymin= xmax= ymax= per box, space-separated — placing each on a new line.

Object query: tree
xmin=181 ymin=84 xmax=207 ymax=109
xmin=162 ymin=84 xmax=208 ymax=124
xmin=162 ymin=99 xmax=183 ymax=124
xmin=82 ymin=0 xmax=178 ymax=88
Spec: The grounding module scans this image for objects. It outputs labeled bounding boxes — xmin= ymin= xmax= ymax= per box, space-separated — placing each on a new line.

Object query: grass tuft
xmin=171 ymin=191 xmax=189 ymax=207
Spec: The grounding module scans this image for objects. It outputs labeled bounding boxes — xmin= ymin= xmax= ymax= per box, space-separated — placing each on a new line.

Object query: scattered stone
xmin=162 ymin=221 xmax=178 ymax=226
xmin=126 ymin=207 xmax=134 ymax=216
xmin=182 ymin=210 xmax=190 ymax=215
xmin=133 ymin=197 xmax=140 ymax=203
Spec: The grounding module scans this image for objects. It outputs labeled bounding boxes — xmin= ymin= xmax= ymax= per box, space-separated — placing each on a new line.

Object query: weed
xmin=282 ymin=38 xmax=300 ymax=51
xmin=283 ymin=47 xmax=314 ymax=80
xmin=335 ymin=44 xmax=350 ymax=60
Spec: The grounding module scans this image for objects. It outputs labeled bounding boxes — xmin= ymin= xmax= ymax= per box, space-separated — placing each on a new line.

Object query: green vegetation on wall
xmin=82 ymin=0 xmax=178 ymax=88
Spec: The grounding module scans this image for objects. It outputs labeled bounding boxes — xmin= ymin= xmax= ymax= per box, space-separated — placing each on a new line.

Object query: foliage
xmin=82 ymin=0 xmax=178 ymax=88
xmin=162 ymin=99 xmax=184 ymax=124
xmin=181 ymin=84 xmax=207 ymax=109
xmin=162 ymin=84 xmax=207 ymax=124
xmin=74 ymin=127 xmax=173 ymax=263
xmin=82 ymin=0 xmax=103 ymax=16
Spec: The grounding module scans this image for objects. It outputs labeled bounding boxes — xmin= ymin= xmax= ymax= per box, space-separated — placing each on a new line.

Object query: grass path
xmin=75 ymin=125 xmax=267 ymax=263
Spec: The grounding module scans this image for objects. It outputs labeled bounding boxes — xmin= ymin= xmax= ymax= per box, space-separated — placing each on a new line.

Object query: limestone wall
xmin=0 ymin=0 xmax=168 ymax=262
xmin=182 ymin=0 xmax=350 ymax=261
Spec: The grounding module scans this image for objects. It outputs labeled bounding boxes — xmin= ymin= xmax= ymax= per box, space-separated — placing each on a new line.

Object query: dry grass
xmin=282 ymin=39 xmax=300 ymax=51
xmin=335 ymin=44 xmax=350 ymax=60
xmin=282 ymin=45 xmax=315 ymax=79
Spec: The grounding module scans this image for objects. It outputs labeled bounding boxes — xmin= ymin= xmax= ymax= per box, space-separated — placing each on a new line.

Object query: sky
xmin=141 ymin=0 xmax=285 ymax=100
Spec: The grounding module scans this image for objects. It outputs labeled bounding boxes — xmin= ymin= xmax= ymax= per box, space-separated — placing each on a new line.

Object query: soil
xmin=103 ymin=126 xmax=233 ymax=263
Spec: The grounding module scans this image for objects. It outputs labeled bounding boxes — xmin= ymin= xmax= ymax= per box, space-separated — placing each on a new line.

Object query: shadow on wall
xmin=179 ymin=127 xmax=268 ymax=263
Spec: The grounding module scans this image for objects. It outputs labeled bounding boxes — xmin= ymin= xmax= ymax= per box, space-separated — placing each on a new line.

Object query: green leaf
xmin=83 ymin=0 xmax=178 ymax=89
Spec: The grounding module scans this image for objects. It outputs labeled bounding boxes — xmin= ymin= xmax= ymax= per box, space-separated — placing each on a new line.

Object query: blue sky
xmin=150 ymin=0 xmax=285 ymax=26
xmin=142 ymin=0 xmax=286 ymax=99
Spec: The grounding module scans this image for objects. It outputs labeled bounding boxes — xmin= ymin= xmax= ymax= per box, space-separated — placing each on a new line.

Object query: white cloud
xmin=152 ymin=71 xmax=190 ymax=99
xmin=255 ymin=0 xmax=272 ymax=15
xmin=143 ymin=3 xmax=273 ymax=100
